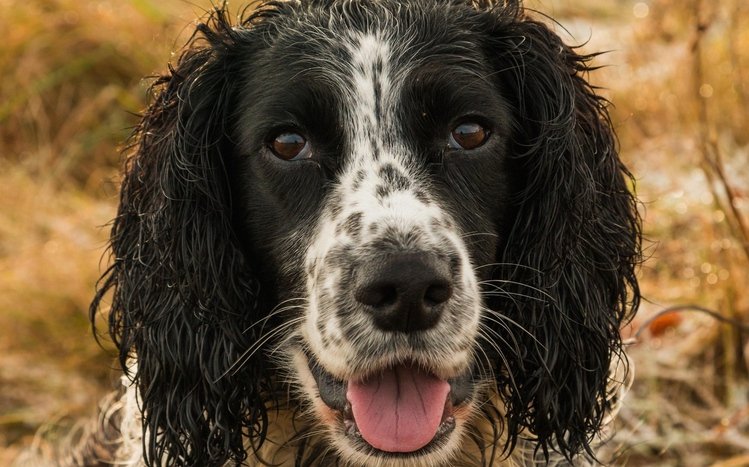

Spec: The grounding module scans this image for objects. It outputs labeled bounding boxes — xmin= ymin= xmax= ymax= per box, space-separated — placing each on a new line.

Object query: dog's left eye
xmin=448 ymin=122 xmax=490 ymax=150
xmin=270 ymin=132 xmax=311 ymax=160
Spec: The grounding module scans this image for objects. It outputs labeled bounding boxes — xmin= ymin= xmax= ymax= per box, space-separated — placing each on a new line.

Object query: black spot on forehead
xmin=341 ymin=212 xmax=364 ymax=239
xmin=367 ymin=54 xmax=386 ymax=123
xmin=372 ymin=54 xmax=384 ymax=71
xmin=375 ymin=184 xmax=391 ymax=200
xmin=357 ymin=127 xmax=382 ymax=162
xmin=328 ymin=191 xmax=344 ymax=218
xmin=352 ymin=169 xmax=367 ymax=190
xmin=373 ymin=77 xmax=383 ymax=123
xmin=414 ymin=189 xmax=430 ymax=204
xmin=378 ymin=164 xmax=411 ymax=190
xmin=325 ymin=244 xmax=355 ymax=270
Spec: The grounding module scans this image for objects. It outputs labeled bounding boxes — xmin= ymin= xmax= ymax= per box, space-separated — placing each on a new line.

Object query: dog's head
xmin=92 ymin=1 xmax=641 ymax=465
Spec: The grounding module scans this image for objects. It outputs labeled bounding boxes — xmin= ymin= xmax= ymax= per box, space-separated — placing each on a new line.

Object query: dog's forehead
xmin=267 ymin=2 xmax=486 ymax=95
xmin=247 ymin=1 xmax=499 ymax=195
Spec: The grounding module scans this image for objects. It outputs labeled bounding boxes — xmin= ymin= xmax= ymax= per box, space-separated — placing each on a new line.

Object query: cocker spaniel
xmin=74 ymin=0 xmax=641 ymax=465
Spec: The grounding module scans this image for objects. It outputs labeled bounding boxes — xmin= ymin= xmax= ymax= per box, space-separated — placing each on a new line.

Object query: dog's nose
xmin=354 ymin=252 xmax=453 ymax=333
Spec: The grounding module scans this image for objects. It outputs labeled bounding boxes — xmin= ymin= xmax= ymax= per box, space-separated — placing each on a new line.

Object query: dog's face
xmin=232 ymin=3 xmax=513 ymax=463
xmin=96 ymin=1 xmax=641 ymax=465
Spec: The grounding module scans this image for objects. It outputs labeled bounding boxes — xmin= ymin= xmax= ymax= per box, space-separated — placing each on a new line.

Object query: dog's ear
xmin=479 ymin=5 xmax=641 ymax=461
xmin=90 ymin=8 xmax=274 ymax=466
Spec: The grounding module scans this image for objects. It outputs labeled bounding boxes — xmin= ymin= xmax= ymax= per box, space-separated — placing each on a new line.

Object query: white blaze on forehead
xmin=314 ymin=30 xmax=456 ymax=250
xmin=339 ymin=33 xmax=418 ymax=216
xmin=348 ymin=32 xmax=393 ymax=136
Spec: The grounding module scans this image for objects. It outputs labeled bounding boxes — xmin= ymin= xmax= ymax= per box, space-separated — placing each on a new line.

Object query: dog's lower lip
xmin=307 ymin=354 xmax=347 ymax=411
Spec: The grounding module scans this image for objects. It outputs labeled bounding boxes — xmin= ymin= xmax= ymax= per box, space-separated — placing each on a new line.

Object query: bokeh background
xmin=1 ymin=0 xmax=747 ymax=465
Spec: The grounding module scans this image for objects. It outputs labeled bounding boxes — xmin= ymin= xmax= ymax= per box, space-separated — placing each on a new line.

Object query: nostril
xmin=355 ymin=282 xmax=398 ymax=308
xmin=352 ymin=252 xmax=454 ymax=332
xmin=424 ymin=281 xmax=452 ymax=307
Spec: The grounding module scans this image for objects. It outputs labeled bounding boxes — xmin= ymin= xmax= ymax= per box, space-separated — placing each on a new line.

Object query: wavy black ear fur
xmin=478 ymin=1 xmax=641 ymax=461
xmin=90 ymin=8 xmax=276 ymax=466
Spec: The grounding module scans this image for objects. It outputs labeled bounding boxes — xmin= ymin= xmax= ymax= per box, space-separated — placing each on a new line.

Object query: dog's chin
xmin=296 ymin=351 xmax=476 ymax=464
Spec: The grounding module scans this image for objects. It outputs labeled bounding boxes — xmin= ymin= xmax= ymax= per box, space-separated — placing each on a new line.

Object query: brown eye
xmin=270 ymin=132 xmax=310 ymax=160
xmin=448 ymin=122 xmax=489 ymax=150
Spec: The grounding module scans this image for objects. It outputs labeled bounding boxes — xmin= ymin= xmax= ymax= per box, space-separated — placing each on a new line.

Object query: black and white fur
xmin=73 ymin=1 xmax=641 ymax=465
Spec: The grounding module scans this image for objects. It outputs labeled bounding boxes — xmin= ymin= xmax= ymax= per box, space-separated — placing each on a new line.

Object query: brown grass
xmin=1 ymin=0 xmax=747 ymax=465
xmin=0 ymin=0 xmax=213 ymax=462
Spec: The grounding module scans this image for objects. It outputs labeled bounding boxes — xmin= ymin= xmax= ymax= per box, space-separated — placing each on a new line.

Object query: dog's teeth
xmin=434 ymin=416 xmax=456 ymax=438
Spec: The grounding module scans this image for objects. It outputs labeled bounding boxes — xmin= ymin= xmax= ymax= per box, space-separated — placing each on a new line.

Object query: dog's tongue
xmin=346 ymin=364 xmax=450 ymax=453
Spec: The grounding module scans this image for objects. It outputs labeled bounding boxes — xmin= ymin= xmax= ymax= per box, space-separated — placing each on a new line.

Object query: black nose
xmin=354 ymin=252 xmax=453 ymax=333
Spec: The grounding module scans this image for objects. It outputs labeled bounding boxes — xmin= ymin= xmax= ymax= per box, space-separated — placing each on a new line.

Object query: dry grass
xmin=0 ymin=0 xmax=214 ymax=462
xmin=577 ymin=0 xmax=749 ymax=464
xmin=1 ymin=0 xmax=747 ymax=465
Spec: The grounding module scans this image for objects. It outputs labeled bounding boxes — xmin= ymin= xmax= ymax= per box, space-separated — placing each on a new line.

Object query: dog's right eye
xmin=270 ymin=132 xmax=311 ymax=160
xmin=448 ymin=122 xmax=490 ymax=150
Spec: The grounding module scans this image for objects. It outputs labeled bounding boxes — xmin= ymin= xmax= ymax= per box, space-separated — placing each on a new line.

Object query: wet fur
xmin=78 ymin=1 xmax=640 ymax=465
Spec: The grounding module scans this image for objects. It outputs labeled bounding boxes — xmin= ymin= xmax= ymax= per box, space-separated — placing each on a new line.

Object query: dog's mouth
xmin=307 ymin=354 xmax=474 ymax=455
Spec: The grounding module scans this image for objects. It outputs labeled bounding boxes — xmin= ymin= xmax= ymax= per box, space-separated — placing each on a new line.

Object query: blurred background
xmin=0 ymin=0 xmax=747 ymax=465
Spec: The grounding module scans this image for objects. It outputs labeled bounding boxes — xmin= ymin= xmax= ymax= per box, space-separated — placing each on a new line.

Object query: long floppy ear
xmin=90 ymin=9 xmax=273 ymax=466
xmin=479 ymin=3 xmax=641 ymax=461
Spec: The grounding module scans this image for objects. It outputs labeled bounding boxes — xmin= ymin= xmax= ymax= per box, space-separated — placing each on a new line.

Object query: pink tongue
xmin=346 ymin=364 xmax=450 ymax=453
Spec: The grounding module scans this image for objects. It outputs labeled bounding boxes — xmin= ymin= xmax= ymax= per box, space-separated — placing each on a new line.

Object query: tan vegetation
xmin=1 ymin=0 xmax=747 ymax=465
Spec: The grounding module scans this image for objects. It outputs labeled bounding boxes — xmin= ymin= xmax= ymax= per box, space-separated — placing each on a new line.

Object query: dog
xmin=66 ymin=0 xmax=641 ymax=465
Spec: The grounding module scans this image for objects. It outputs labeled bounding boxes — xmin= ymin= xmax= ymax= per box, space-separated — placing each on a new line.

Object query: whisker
xmin=460 ymin=231 xmax=500 ymax=240
xmin=477 ymin=320 xmax=521 ymax=359
xmin=243 ymin=297 xmax=308 ymax=334
xmin=479 ymin=279 xmax=555 ymax=301
xmin=470 ymin=341 xmax=496 ymax=382
xmin=481 ymin=290 xmax=547 ymax=303
xmin=267 ymin=327 xmax=305 ymax=357
xmin=475 ymin=326 xmax=521 ymax=406
xmin=216 ymin=317 xmax=306 ymax=382
xmin=473 ymin=262 xmax=543 ymax=273
xmin=481 ymin=306 xmax=544 ymax=347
